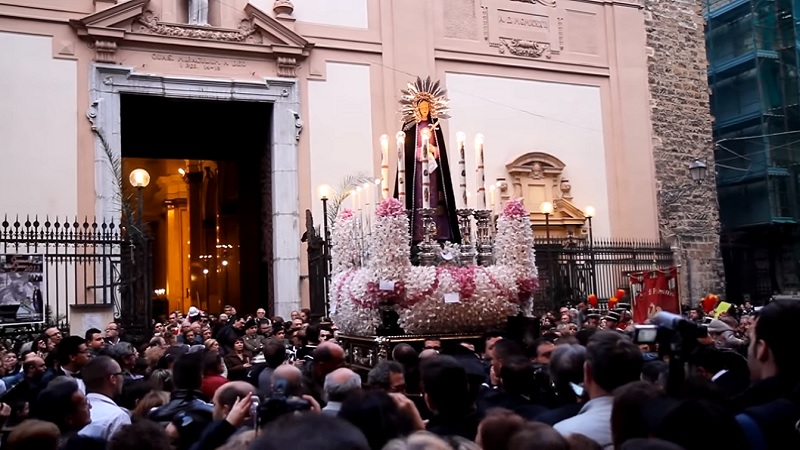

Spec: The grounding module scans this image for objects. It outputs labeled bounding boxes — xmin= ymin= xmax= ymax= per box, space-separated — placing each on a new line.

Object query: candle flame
xmin=380 ymin=134 xmax=389 ymax=146
xmin=374 ymin=178 xmax=381 ymax=185
xmin=456 ymin=131 xmax=466 ymax=145
xmin=396 ymin=131 xmax=406 ymax=143
xmin=421 ymin=128 xmax=432 ymax=140
xmin=362 ymin=182 xmax=371 ymax=189
xmin=474 ymin=133 xmax=484 ymax=146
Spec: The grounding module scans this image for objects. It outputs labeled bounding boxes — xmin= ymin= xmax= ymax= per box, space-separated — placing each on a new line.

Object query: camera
xmin=257 ymin=379 xmax=312 ymax=426
xmin=631 ymin=324 xmax=659 ymax=345
xmin=631 ymin=312 xmax=710 ymax=396
xmin=630 ymin=312 xmax=709 ymax=348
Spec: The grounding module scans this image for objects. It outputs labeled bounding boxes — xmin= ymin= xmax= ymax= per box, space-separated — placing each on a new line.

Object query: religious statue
xmin=394 ymin=77 xmax=461 ymax=244
xmin=188 ymin=0 xmax=209 ymax=26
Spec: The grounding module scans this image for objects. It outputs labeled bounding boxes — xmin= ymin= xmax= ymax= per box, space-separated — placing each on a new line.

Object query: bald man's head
xmin=392 ymin=343 xmax=418 ymax=366
xmin=272 ymin=364 xmax=303 ymax=396
xmin=213 ymin=381 xmax=256 ymax=420
xmin=324 ymin=368 xmax=361 ymax=403
xmin=312 ymin=342 xmax=345 ymax=379
xmin=419 ymin=349 xmax=439 ymax=360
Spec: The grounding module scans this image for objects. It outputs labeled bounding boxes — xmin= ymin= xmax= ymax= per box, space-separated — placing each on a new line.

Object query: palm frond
xmin=94 ymin=128 xmax=141 ymax=236
xmin=328 ymin=172 xmax=373 ymax=226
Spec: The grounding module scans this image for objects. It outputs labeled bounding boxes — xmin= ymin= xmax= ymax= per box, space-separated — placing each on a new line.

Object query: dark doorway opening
xmin=120 ymin=94 xmax=272 ymax=318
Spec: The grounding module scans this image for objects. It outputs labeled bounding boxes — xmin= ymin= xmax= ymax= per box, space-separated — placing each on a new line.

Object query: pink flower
xmin=503 ymin=199 xmax=528 ymax=219
xmin=376 ymin=198 xmax=406 ymax=217
xmin=339 ymin=208 xmax=354 ymax=220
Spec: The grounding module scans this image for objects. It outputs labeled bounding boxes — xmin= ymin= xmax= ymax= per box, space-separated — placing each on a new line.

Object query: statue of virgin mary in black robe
xmin=393 ymin=77 xmax=461 ymax=244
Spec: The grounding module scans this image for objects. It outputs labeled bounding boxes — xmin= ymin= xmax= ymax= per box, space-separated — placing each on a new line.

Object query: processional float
xmin=329 ymin=77 xmax=538 ymax=366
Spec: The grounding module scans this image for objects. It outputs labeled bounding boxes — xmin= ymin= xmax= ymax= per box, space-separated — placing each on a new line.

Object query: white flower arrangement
xmin=330 ymin=198 xmax=537 ymax=335
xmin=330 ymin=209 xmax=360 ymax=275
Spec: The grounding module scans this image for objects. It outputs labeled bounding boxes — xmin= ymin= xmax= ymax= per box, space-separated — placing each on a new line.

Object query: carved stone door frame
xmin=88 ymin=64 xmax=301 ymax=317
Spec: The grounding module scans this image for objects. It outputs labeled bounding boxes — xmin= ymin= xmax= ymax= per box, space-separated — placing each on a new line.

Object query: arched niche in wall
xmin=504 ymin=151 xmax=587 ymax=238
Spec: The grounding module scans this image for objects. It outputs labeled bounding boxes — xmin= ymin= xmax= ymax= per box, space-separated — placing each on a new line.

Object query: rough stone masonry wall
xmin=644 ymin=0 xmax=726 ymax=304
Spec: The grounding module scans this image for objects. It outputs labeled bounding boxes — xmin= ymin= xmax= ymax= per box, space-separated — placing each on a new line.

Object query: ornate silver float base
xmin=418 ymin=208 xmax=439 ymax=266
xmin=457 ymin=208 xmax=476 ymax=266
xmin=474 ymin=209 xmax=494 ymax=266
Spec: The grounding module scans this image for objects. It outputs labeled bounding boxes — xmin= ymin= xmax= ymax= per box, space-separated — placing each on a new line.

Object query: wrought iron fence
xmin=533 ymin=237 xmax=675 ymax=310
xmin=0 ymin=216 xmax=152 ymax=338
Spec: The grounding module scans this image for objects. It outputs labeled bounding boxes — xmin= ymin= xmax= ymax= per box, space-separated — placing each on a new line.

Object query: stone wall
xmin=644 ymin=0 xmax=726 ymax=304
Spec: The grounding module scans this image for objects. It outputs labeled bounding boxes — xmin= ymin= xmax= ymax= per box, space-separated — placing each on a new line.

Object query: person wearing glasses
xmin=78 ymin=356 xmax=130 ymax=440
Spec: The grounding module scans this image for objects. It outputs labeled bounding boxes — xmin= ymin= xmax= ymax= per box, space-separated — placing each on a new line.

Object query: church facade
xmin=0 ymin=0 xmax=723 ymax=319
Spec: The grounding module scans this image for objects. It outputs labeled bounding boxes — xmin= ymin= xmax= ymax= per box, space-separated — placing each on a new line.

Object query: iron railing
xmin=0 ymin=216 xmax=152 ymax=339
xmin=533 ymin=237 xmax=675 ymax=310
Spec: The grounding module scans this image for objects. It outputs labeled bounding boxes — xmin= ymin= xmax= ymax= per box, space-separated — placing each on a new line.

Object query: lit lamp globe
xmin=318 ymin=184 xmax=333 ymax=201
xmin=585 ymin=206 xmax=596 ymax=219
xmin=540 ymin=201 xmax=554 ymax=215
xmin=129 ymin=168 xmax=151 ymax=189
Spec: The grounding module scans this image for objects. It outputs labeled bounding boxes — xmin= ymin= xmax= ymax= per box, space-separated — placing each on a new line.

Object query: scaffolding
xmin=706 ymin=0 xmax=800 ymax=300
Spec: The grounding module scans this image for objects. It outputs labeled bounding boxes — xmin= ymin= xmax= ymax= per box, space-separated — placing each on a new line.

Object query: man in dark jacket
xmin=734 ymin=300 xmax=800 ymax=449
xmin=149 ymin=352 xmax=213 ymax=424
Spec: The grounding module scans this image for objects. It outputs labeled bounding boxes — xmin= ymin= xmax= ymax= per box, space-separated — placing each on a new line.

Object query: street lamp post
xmin=127 ymin=167 xmax=151 ymax=336
xmin=128 ymin=168 xmax=151 ymax=229
xmin=318 ymin=184 xmax=333 ymax=317
xmin=541 ymin=201 xmax=555 ymax=307
xmin=585 ymin=206 xmax=598 ymax=298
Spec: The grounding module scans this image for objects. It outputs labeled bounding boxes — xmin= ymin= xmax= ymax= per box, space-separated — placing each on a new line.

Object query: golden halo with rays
xmin=398 ymin=76 xmax=451 ymax=124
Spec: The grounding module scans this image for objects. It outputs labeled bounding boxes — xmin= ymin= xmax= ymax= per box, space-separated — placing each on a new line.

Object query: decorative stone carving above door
xmin=481 ymin=0 xmax=563 ymax=59
xmin=70 ymin=0 xmax=312 ymax=76
xmin=504 ymin=152 xmax=586 ymax=238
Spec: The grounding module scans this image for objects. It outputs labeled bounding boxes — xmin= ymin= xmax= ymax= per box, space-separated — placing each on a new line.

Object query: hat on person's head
xmin=616 ymin=302 xmax=631 ymax=311
xmin=586 ymin=309 xmax=601 ymax=318
xmin=604 ymin=311 xmax=621 ymax=322
xmin=245 ymin=318 xmax=258 ymax=329
xmin=188 ymin=306 xmax=200 ymax=317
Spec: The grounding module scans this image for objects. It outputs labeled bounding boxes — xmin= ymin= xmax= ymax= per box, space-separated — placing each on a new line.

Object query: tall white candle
xmin=380 ymin=135 xmax=389 ymax=200
xmin=373 ymin=179 xmax=380 ymax=219
xmin=396 ymin=131 xmax=406 ymax=205
xmin=421 ymin=128 xmax=431 ymax=209
xmin=456 ymin=131 xmax=467 ymax=209
xmin=363 ymin=182 xmax=371 ymax=234
xmin=475 ymin=134 xmax=486 ymax=209
xmin=489 ymin=185 xmax=496 ymax=214
xmin=356 ymin=186 xmax=362 ymax=218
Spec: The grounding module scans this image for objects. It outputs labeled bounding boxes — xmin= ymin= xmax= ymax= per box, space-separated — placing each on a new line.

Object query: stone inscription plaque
xmin=483 ymin=0 xmax=562 ymax=59
xmin=497 ymin=10 xmax=550 ymax=32
xmin=150 ymin=53 xmax=247 ymax=71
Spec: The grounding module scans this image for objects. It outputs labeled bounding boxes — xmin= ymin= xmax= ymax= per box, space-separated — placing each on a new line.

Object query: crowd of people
xmin=0 ymin=299 xmax=796 ymax=450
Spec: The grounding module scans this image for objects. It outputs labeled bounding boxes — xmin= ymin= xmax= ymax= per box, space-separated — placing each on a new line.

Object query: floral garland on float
xmin=330 ymin=197 xmax=537 ymax=336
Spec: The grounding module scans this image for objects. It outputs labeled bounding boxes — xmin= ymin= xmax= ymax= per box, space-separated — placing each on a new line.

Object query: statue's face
xmin=418 ymin=100 xmax=430 ymax=119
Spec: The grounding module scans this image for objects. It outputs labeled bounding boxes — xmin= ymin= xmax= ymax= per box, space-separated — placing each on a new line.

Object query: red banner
xmin=629 ymin=267 xmax=680 ymax=323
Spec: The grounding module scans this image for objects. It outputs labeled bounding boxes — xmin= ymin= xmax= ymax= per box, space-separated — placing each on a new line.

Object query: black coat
xmin=393 ymin=119 xmax=461 ymax=243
